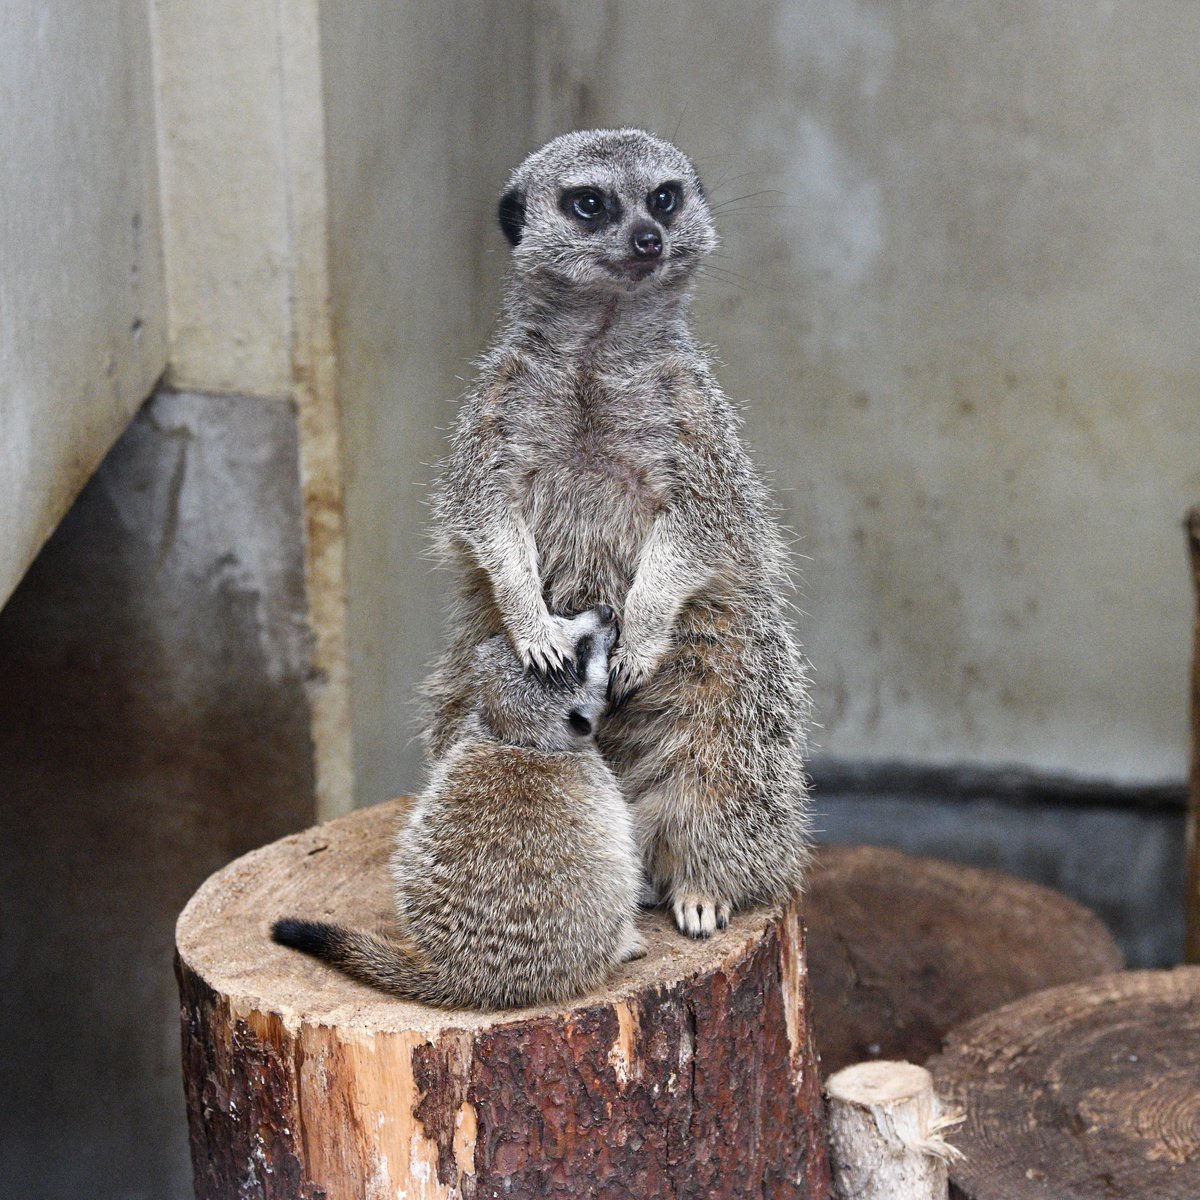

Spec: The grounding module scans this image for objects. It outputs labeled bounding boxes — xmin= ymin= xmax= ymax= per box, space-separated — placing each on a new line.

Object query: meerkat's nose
xmin=630 ymin=223 xmax=663 ymax=259
xmin=596 ymin=604 xmax=616 ymax=625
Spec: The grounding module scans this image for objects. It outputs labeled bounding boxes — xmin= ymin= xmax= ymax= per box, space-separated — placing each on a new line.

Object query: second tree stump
xmin=175 ymin=798 xmax=831 ymax=1199
xmin=803 ymin=844 xmax=1124 ymax=1076
xmin=929 ymin=967 xmax=1200 ymax=1199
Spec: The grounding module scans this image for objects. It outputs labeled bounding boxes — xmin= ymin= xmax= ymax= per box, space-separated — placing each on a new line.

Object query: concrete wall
xmin=0 ymin=0 xmax=166 ymax=607
xmin=151 ymin=0 xmax=352 ymax=817
xmin=326 ymin=1 xmax=1198 ymax=803
xmin=521 ymin=0 xmax=1199 ymax=786
xmin=319 ymin=1 xmax=537 ymax=805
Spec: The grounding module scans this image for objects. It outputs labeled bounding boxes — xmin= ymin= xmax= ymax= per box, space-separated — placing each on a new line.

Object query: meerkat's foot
xmin=671 ymin=893 xmax=732 ymax=939
xmin=622 ymin=930 xmax=649 ymax=962
xmin=517 ymin=615 xmax=579 ymax=684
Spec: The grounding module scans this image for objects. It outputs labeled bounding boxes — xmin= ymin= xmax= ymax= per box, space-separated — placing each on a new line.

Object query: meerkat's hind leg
xmin=637 ymin=871 xmax=662 ymax=909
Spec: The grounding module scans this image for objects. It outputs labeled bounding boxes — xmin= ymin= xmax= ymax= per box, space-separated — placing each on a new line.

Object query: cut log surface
xmin=929 ymin=967 xmax=1200 ymax=1200
xmin=803 ymin=844 xmax=1124 ymax=1076
xmin=175 ymin=798 xmax=831 ymax=1200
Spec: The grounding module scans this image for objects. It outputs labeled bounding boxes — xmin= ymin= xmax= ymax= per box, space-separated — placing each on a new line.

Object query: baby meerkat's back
xmin=276 ymin=606 xmax=643 ymax=1010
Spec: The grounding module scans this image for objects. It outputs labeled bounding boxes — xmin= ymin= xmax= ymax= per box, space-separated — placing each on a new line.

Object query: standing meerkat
xmin=425 ymin=128 xmax=812 ymax=938
xmin=274 ymin=606 xmax=644 ymax=1010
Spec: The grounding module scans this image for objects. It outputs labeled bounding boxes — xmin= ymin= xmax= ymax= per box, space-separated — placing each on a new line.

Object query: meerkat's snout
xmin=630 ymin=222 xmax=663 ymax=260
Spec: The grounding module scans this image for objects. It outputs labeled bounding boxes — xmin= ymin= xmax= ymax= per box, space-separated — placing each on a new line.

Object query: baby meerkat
xmin=425 ymin=128 xmax=813 ymax=939
xmin=273 ymin=606 xmax=644 ymax=1010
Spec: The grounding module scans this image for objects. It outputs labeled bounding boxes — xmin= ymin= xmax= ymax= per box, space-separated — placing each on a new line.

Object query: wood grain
xmin=175 ymin=798 xmax=831 ymax=1199
xmin=929 ymin=968 xmax=1200 ymax=1199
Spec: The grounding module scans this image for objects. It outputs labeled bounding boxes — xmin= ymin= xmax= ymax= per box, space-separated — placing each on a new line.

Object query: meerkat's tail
xmin=271 ymin=918 xmax=441 ymax=1002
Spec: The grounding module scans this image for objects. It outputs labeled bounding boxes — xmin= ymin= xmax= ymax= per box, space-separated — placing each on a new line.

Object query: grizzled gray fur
xmin=274 ymin=606 xmax=644 ymax=1010
xmin=425 ymin=128 xmax=813 ymax=938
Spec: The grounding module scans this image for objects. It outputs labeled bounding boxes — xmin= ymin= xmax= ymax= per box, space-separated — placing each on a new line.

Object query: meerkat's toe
xmin=623 ymin=931 xmax=649 ymax=962
xmin=672 ymin=894 xmax=719 ymax=938
xmin=716 ymin=902 xmax=731 ymax=930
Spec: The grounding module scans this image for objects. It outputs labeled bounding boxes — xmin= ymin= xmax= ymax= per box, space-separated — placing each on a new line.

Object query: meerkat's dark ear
xmin=694 ymin=174 xmax=707 ymax=201
xmin=498 ymin=188 xmax=526 ymax=246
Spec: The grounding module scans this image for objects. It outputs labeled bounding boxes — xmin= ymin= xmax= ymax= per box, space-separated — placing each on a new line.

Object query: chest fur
xmin=506 ymin=372 xmax=678 ymax=610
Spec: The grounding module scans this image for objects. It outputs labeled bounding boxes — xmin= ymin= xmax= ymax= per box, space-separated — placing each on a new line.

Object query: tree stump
xmin=826 ymin=1061 xmax=960 ymax=1200
xmin=928 ymin=967 xmax=1200 ymax=1200
xmin=803 ymin=844 xmax=1124 ymax=1076
xmin=175 ymin=798 xmax=831 ymax=1199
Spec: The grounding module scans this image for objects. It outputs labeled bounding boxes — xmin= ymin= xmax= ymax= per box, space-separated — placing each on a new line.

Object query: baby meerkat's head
xmin=498 ymin=129 xmax=717 ymax=295
xmin=474 ymin=606 xmax=619 ymax=753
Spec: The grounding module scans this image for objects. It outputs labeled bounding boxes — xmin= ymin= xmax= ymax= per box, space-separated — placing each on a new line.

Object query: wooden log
xmin=803 ymin=844 xmax=1123 ymax=1077
xmin=825 ymin=1060 xmax=960 ymax=1200
xmin=928 ymin=967 xmax=1200 ymax=1200
xmin=175 ymin=797 xmax=831 ymax=1199
xmin=1186 ymin=505 xmax=1200 ymax=962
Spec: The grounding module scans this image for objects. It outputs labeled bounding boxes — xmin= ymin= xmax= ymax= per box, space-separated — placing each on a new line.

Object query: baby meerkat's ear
xmin=498 ymin=188 xmax=526 ymax=246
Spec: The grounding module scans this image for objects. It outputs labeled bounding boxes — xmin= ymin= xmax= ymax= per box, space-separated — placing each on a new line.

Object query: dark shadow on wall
xmin=812 ymin=759 xmax=1187 ymax=969
xmin=0 ymin=390 xmax=316 ymax=1200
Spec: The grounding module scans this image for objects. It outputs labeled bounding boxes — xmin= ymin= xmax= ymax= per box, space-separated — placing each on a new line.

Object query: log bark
xmin=803 ymin=844 xmax=1123 ymax=1077
xmin=825 ymin=1061 xmax=959 ymax=1200
xmin=928 ymin=967 xmax=1200 ymax=1200
xmin=1186 ymin=506 xmax=1200 ymax=962
xmin=175 ymin=797 xmax=831 ymax=1199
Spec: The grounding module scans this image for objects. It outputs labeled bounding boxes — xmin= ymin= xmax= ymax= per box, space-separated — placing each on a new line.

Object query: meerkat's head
xmin=497 ymin=129 xmax=717 ymax=295
xmin=474 ymin=606 xmax=618 ymax=753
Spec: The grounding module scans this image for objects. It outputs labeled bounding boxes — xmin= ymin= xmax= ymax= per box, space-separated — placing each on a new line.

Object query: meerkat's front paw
xmin=606 ymin=638 xmax=663 ymax=704
xmin=516 ymin=615 xmax=579 ymax=684
xmin=671 ymin=893 xmax=732 ymax=939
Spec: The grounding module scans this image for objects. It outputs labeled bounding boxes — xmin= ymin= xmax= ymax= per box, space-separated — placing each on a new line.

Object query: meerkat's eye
xmin=649 ymin=182 xmax=681 ymax=215
xmin=566 ymin=189 xmax=605 ymax=221
xmin=567 ymin=711 xmax=593 ymax=736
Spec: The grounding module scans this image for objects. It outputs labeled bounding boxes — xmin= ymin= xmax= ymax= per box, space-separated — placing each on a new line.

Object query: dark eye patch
xmin=573 ymin=633 xmax=594 ymax=666
xmin=567 ymin=711 xmax=593 ymax=736
xmin=648 ymin=181 xmax=682 ymax=221
xmin=559 ymin=188 xmax=622 ymax=229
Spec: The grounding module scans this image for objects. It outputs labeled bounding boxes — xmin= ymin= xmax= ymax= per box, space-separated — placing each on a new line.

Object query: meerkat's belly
xmin=518 ymin=443 xmax=668 ymax=616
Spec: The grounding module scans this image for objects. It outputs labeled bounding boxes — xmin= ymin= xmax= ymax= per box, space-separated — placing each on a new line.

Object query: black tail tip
xmin=271 ymin=917 xmax=340 ymax=957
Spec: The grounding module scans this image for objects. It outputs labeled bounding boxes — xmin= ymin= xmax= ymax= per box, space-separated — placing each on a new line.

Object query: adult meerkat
xmin=426 ymin=128 xmax=812 ymax=939
xmin=274 ymin=606 xmax=644 ymax=1010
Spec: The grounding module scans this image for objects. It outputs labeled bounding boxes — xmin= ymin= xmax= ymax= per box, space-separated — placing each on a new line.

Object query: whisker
xmin=703 ymin=168 xmax=764 ymax=196
xmin=710 ymin=189 xmax=785 ymax=209
xmin=695 ymin=264 xmax=764 ymax=291
xmin=671 ymin=105 xmax=689 ymax=144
